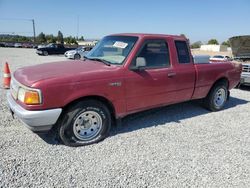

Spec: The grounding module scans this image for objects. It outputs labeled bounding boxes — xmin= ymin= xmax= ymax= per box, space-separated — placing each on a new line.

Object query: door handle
xmin=168 ymin=72 xmax=176 ymax=77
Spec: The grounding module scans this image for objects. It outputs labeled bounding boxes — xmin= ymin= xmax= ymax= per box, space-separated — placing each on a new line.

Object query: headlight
xmin=17 ymin=87 xmax=42 ymax=105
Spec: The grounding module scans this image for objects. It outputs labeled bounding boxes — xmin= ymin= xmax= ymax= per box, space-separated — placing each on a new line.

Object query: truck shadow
xmin=38 ymin=96 xmax=248 ymax=145
xmin=109 ymin=96 xmax=249 ymax=137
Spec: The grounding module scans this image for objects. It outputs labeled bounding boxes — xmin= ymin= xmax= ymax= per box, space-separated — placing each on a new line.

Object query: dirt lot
xmin=0 ymin=48 xmax=250 ymax=187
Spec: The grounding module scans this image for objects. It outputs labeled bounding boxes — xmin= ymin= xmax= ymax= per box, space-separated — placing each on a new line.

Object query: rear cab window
xmin=175 ymin=41 xmax=191 ymax=64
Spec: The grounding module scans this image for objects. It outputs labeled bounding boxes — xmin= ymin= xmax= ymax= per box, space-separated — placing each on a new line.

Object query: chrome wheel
xmin=214 ymin=88 xmax=226 ymax=108
xmin=73 ymin=111 xmax=103 ymax=141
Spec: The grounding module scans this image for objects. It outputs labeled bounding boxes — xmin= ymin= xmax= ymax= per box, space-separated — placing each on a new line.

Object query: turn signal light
xmin=24 ymin=91 xmax=40 ymax=104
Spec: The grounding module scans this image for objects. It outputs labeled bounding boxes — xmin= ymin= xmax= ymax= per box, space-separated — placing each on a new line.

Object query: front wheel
xmin=43 ymin=51 xmax=49 ymax=56
xmin=74 ymin=54 xmax=81 ymax=60
xmin=58 ymin=100 xmax=111 ymax=147
xmin=203 ymin=83 xmax=228 ymax=111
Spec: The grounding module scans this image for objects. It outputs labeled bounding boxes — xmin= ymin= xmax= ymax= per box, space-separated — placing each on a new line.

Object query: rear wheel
xmin=203 ymin=82 xmax=228 ymax=111
xmin=74 ymin=54 xmax=81 ymax=60
xmin=58 ymin=100 xmax=111 ymax=147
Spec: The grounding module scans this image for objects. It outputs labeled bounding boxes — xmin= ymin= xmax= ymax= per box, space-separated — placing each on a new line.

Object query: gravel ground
xmin=0 ymin=48 xmax=250 ymax=187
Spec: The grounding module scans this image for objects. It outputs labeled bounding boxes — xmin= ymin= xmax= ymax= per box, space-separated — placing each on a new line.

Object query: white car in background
xmin=64 ymin=46 xmax=93 ymax=59
xmin=210 ymin=55 xmax=231 ymax=61
xmin=14 ymin=43 xmax=22 ymax=48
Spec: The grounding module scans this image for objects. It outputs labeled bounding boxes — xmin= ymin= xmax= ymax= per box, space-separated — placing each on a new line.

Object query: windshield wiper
xmin=84 ymin=56 xmax=111 ymax=66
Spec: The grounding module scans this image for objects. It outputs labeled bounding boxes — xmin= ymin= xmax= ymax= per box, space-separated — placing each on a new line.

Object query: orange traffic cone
xmin=3 ymin=62 xmax=11 ymax=89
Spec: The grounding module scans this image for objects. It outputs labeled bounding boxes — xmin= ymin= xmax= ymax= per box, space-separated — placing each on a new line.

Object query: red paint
xmin=13 ymin=33 xmax=242 ymax=118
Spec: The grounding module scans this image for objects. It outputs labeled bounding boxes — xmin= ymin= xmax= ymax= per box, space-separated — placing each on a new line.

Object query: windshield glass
xmin=213 ymin=55 xmax=224 ymax=58
xmin=86 ymin=36 xmax=138 ymax=65
xmin=76 ymin=47 xmax=83 ymax=50
xmin=46 ymin=43 xmax=54 ymax=48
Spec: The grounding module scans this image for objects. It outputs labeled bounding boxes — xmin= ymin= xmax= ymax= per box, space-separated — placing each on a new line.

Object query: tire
xmin=43 ymin=51 xmax=49 ymax=56
xmin=58 ymin=100 xmax=111 ymax=147
xmin=203 ymin=82 xmax=228 ymax=111
xmin=74 ymin=54 xmax=81 ymax=60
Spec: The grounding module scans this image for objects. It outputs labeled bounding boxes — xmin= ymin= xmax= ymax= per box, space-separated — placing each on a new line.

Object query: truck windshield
xmin=86 ymin=36 xmax=138 ymax=65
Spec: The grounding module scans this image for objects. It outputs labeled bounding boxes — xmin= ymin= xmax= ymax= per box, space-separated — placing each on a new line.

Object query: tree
xmin=46 ymin=34 xmax=56 ymax=43
xmin=64 ymin=36 xmax=72 ymax=44
xmin=37 ymin=32 xmax=46 ymax=43
xmin=221 ymin=40 xmax=230 ymax=47
xmin=190 ymin=41 xmax=202 ymax=49
xmin=65 ymin=36 xmax=78 ymax=45
xmin=207 ymin=39 xmax=219 ymax=45
xmin=57 ymin=30 xmax=64 ymax=44
xmin=79 ymin=36 xmax=84 ymax=41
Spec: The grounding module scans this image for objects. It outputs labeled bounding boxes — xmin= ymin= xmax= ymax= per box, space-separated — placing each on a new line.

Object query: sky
xmin=0 ymin=0 xmax=249 ymax=43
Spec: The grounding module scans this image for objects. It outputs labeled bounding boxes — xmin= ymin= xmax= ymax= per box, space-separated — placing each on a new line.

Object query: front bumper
xmin=36 ymin=50 xmax=43 ymax=55
xmin=7 ymin=91 xmax=62 ymax=132
xmin=64 ymin=53 xmax=75 ymax=59
xmin=240 ymin=73 xmax=250 ymax=85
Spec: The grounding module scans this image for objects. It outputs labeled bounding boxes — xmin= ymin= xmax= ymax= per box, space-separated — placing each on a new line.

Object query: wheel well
xmin=213 ymin=77 xmax=229 ymax=89
xmin=206 ymin=77 xmax=229 ymax=97
xmin=63 ymin=96 xmax=116 ymax=120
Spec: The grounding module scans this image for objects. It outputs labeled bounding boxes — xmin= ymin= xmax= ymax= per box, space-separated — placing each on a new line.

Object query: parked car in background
xmin=5 ymin=42 xmax=15 ymax=47
xmin=7 ymin=33 xmax=242 ymax=146
xmin=22 ymin=43 xmax=34 ymax=48
xmin=0 ymin=42 xmax=6 ymax=47
xmin=64 ymin=46 xmax=92 ymax=59
xmin=36 ymin=43 xmax=76 ymax=56
xmin=14 ymin=43 xmax=22 ymax=48
xmin=210 ymin=55 xmax=231 ymax=62
xmin=230 ymin=35 xmax=250 ymax=86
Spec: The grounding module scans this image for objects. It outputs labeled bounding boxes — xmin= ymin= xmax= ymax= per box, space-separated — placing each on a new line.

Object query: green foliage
xmin=0 ymin=35 xmax=32 ymax=42
xmin=37 ymin=32 xmax=46 ymax=43
xmin=65 ymin=36 xmax=78 ymax=45
xmin=221 ymin=40 xmax=230 ymax=47
xmin=79 ymin=36 xmax=84 ymax=41
xmin=190 ymin=41 xmax=202 ymax=49
xmin=0 ymin=31 xmax=81 ymax=45
xmin=57 ymin=31 xmax=64 ymax=44
xmin=207 ymin=39 xmax=219 ymax=45
xmin=18 ymin=36 xmax=30 ymax=42
xmin=45 ymin=34 xmax=56 ymax=43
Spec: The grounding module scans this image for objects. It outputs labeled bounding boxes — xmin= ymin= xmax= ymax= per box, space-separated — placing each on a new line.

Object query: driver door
xmin=125 ymin=39 xmax=177 ymax=112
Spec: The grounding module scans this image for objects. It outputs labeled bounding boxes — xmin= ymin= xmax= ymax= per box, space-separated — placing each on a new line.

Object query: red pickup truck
xmin=7 ymin=33 xmax=241 ymax=146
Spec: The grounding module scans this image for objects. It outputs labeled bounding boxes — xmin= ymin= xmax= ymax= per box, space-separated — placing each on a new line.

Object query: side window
xmin=175 ymin=41 xmax=190 ymax=64
xmin=137 ymin=40 xmax=170 ymax=68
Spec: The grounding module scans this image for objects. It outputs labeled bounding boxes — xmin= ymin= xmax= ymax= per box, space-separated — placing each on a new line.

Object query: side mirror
xmin=130 ymin=57 xmax=146 ymax=71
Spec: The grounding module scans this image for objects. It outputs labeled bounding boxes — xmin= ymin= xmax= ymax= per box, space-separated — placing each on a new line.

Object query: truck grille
xmin=242 ymin=64 xmax=250 ymax=72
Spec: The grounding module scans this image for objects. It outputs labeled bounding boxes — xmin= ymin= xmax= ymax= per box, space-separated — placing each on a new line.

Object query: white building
xmin=200 ymin=45 xmax=227 ymax=52
xmin=77 ymin=40 xmax=98 ymax=46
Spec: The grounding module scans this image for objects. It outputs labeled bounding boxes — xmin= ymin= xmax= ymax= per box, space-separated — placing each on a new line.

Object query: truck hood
xmin=229 ymin=35 xmax=250 ymax=58
xmin=14 ymin=60 xmax=117 ymax=87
